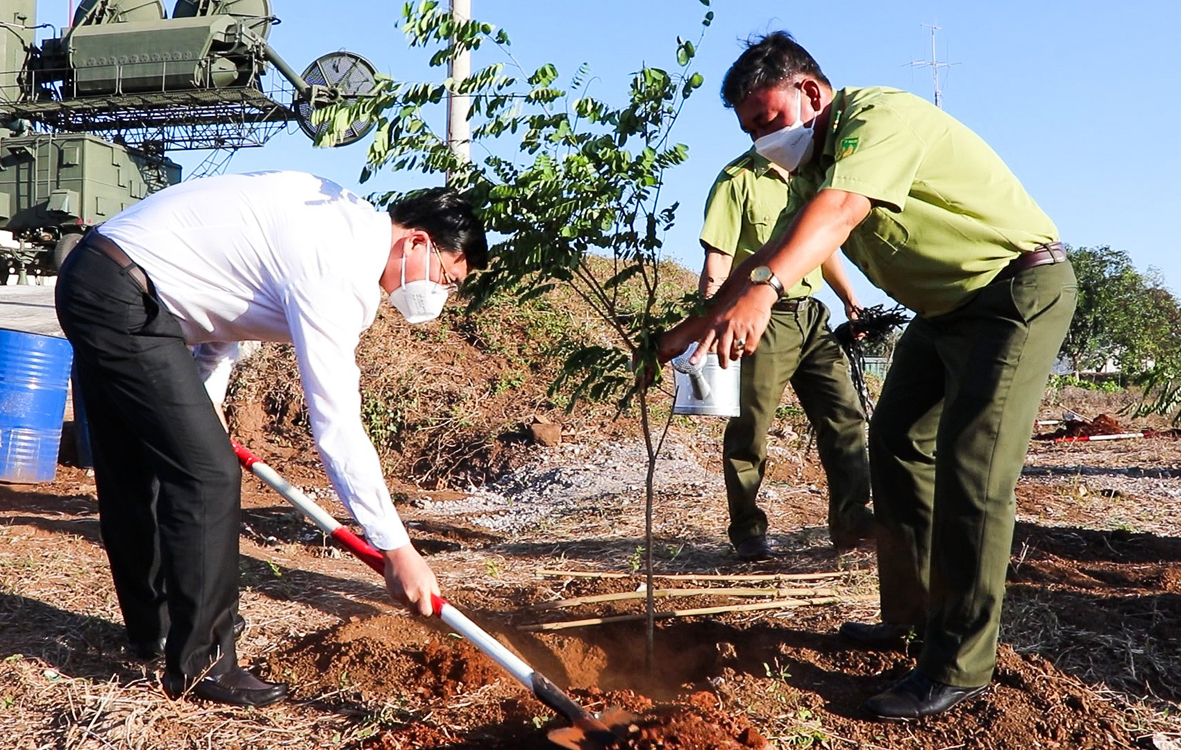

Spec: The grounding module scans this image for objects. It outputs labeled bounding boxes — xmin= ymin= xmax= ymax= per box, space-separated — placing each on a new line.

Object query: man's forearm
xmin=710 ymin=189 xmax=869 ymax=311
xmin=822 ymin=252 xmax=859 ymax=308
xmin=699 ymin=247 xmax=734 ymax=298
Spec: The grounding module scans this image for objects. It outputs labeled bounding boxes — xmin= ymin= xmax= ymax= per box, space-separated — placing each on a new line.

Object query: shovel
xmin=231 ymin=441 xmax=631 ymax=749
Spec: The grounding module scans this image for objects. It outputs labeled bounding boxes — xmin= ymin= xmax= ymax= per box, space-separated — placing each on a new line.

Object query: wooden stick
xmin=519 ymin=597 xmax=841 ymax=632
xmin=654 ymin=572 xmax=843 ymax=582
xmin=536 ymin=569 xmax=844 ymax=582
xmin=534 ymin=587 xmax=837 ymax=610
xmin=537 ymin=569 xmax=630 ymax=579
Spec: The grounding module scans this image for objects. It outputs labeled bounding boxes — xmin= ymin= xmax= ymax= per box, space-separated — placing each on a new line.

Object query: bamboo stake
xmin=537 ymin=569 xmax=844 ymax=582
xmin=519 ymin=596 xmax=841 ymax=632
xmin=534 ymin=587 xmax=838 ymax=610
xmin=654 ymin=572 xmax=843 ymax=582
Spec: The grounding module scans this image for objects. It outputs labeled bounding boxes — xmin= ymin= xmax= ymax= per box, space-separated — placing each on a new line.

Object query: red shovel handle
xmin=231 ymin=440 xmax=386 ymax=575
xmin=331 ymin=527 xmax=387 ymax=576
xmin=231 ymin=440 xmax=260 ymax=468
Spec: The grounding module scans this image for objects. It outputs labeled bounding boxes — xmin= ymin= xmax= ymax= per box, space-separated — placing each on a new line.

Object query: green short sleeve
xmin=822 ymin=105 xmax=926 ymax=212
xmin=700 ymin=171 xmax=744 ymax=256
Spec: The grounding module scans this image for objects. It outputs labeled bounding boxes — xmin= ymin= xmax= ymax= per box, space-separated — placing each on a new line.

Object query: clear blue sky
xmin=34 ymin=1 xmax=1181 ymax=316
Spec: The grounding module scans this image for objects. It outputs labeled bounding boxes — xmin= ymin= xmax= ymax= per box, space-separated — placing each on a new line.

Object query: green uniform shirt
xmin=700 ymin=149 xmax=822 ymax=299
xmin=792 ymin=86 xmax=1059 ymax=317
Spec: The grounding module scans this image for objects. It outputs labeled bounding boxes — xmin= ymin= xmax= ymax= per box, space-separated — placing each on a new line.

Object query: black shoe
xmin=127 ymin=614 xmax=246 ymax=661
xmin=830 ymin=506 xmax=876 ymax=551
xmin=839 ymin=621 xmax=921 ymax=649
xmin=127 ymin=637 xmax=166 ymax=661
xmin=734 ymin=535 xmax=775 ymax=562
xmin=864 ymin=669 xmax=987 ymax=720
xmin=163 ymin=667 xmax=288 ymax=708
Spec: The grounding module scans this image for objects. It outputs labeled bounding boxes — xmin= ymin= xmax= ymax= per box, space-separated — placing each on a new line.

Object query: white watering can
xmin=670 ymin=342 xmax=741 ymax=417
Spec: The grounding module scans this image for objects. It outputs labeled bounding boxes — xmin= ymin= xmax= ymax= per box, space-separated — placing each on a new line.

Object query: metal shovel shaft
xmin=231 ymin=441 xmax=615 ymax=744
xmin=232 ymin=441 xmax=384 ymax=574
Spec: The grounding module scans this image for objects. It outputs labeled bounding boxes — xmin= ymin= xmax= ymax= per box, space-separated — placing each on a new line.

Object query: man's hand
xmin=843 ymin=299 xmax=868 ymax=341
xmin=382 ymin=544 xmax=440 ymax=616
xmin=656 ymin=315 xmax=712 ymax=364
xmin=695 ymin=282 xmax=778 ymax=368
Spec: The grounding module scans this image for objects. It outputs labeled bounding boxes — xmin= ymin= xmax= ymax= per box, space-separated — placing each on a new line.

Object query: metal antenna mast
xmin=910 ymin=23 xmax=956 ymax=109
xmin=447 ymin=0 xmax=472 ymax=179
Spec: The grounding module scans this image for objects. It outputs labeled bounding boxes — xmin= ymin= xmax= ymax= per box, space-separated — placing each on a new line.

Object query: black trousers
xmin=55 ymin=244 xmax=240 ymax=680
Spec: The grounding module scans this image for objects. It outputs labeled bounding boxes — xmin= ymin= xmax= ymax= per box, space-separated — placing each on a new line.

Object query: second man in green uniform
xmin=699 ymin=149 xmax=873 ymax=559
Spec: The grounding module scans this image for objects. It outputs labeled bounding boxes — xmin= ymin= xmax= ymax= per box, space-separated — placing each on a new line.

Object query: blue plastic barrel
xmin=70 ymin=363 xmax=93 ymax=469
xmin=0 ymin=328 xmax=74 ymax=483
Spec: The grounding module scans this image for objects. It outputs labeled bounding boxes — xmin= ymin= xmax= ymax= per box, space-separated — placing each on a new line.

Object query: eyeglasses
xmin=431 ymin=243 xmax=459 ymax=291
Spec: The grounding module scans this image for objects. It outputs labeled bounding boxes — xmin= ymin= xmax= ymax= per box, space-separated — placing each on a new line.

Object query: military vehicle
xmin=0 ymin=0 xmax=377 ymax=282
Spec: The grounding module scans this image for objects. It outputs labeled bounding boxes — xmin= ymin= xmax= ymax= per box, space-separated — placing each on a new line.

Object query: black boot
xmin=734 ymin=535 xmax=775 ymax=562
xmin=864 ymin=670 xmax=987 ymax=720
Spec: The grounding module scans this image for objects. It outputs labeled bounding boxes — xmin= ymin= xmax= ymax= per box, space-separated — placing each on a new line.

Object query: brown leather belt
xmin=82 ymin=232 xmax=150 ymax=293
xmin=994 ymin=242 xmax=1068 ymax=282
xmin=773 ymin=296 xmax=811 ymax=313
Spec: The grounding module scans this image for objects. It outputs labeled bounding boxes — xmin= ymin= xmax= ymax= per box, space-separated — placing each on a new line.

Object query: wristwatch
xmin=749 ymin=265 xmax=786 ymax=299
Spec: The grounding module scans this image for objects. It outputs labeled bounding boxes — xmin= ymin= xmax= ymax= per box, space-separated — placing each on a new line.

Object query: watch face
xmin=750 ymin=265 xmax=772 ymax=283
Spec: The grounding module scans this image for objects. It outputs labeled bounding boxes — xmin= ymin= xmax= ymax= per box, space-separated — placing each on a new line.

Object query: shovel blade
xmin=546 ymin=708 xmax=638 ymax=749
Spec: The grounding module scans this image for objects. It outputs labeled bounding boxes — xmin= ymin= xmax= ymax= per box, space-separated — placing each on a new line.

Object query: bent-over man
xmin=56 ymin=171 xmax=488 ymax=707
xmin=661 ymin=33 xmax=1075 ymax=719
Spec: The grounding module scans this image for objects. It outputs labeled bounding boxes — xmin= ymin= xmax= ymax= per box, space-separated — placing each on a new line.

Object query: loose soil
xmin=3 ymin=384 xmax=1180 ymax=747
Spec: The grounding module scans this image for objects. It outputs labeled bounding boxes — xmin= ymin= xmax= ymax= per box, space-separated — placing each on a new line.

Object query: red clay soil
xmin=1037 ymin=412 xmax=1129 ymax=439
xmin=266 ymin=588 xmax=1149 ymax=749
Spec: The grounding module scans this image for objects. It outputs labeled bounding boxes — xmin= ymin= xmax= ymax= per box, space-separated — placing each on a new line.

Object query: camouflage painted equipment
xmin=0 ymin=0 xmax=377 ymax=282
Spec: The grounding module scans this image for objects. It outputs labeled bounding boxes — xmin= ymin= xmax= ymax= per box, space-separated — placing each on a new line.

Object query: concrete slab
xmin=0 ymin=280 xmax=63 ymax=338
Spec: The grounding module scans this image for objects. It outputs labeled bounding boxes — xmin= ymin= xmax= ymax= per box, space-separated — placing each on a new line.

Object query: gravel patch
xmin=414 ymin=439 xmax=720 ymax=534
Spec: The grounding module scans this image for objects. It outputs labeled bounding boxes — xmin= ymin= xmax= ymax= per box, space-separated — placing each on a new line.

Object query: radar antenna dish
xmin=172 ymin=0 xmax=274 ymax=40
xmin=73 ymin=0 xmax=167 ymax=27
xmin=294 ymin=51 xmax=377 ymax=147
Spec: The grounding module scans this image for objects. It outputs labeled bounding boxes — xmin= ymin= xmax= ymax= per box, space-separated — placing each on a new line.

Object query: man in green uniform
xmin=660 ymin=32 xmax=1076 ymax=719
xmin=699 ymin=149 xmax=873 ymax=559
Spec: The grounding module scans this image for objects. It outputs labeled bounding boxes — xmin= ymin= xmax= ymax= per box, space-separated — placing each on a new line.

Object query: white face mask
xmin=752 ymin=89 xmax=816 ymax=172
xmin=388 ymin=240 xmax=452 ymax=324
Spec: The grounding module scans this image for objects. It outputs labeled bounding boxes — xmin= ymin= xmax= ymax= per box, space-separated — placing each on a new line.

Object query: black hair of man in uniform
xmin=721 ymin=31 xmax=832 ymax=109
xmin=387 ymin=187 xmax=490 ymax=271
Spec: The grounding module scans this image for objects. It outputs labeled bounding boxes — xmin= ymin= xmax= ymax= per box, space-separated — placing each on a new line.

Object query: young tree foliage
xmin=315 ymin=1 xmax=713 ymax=411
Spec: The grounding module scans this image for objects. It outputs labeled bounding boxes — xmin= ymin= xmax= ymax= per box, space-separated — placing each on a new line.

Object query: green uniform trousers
xmin=869 ymin=261 xmax=1077 ymax=687
xmin=722 ymin=299 xmax=870 ymax=546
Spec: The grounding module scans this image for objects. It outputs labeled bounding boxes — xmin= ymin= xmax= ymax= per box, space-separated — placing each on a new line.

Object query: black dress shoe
xmin=864 ymin=669 xmax=987 ymax=720
xmin=734 ymin=535 xmax=775 ymax=562
xmin=163 ymin=667 xmax=288 ymax=708
xmin=830 ymin=506 xmax=876 ymax=551
xmin=839 ymin=621 xmax=921 ymax=649
xmin=127 ymin=614 xmax=247 ymax=661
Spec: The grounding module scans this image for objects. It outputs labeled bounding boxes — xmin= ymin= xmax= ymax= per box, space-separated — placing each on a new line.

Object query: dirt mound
xmin=582 ymin=689 xmax=768 ymax=749
xmin=1036 ymin=412 xmax=1134 ymax=440
xmin=265 ymin=613 xmax=505 ymax=702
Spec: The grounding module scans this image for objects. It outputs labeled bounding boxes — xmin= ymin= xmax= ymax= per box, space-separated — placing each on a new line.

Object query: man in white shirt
xmin=54 ymin=171 xmax=488 ymax=708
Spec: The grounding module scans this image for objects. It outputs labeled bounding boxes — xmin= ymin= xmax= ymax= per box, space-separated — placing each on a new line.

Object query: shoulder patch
xmin=722 ymin=153 xmax=756 ymax=177
xmin=837 ymin=136 xmax=859 ymax=159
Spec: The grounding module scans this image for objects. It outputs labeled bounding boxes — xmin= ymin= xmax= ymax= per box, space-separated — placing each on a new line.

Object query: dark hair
xmin=721 ymin=31 xmax=830 ymax=108
xmin=387 ymin=187 xmax=489 ymax=270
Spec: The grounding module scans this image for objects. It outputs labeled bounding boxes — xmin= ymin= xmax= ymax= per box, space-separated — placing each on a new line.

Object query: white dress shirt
xmin=97 ymin=170 xmax=410 ymax=550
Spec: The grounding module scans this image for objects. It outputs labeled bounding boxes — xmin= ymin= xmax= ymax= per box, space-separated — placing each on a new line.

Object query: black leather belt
xmin=82 ymin=232 xmax=150 ymax=293
xmin=994 ymin=242 xmax=1067 ymax=282
xmin=773 ymin=296 xmax=810 ymax=312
